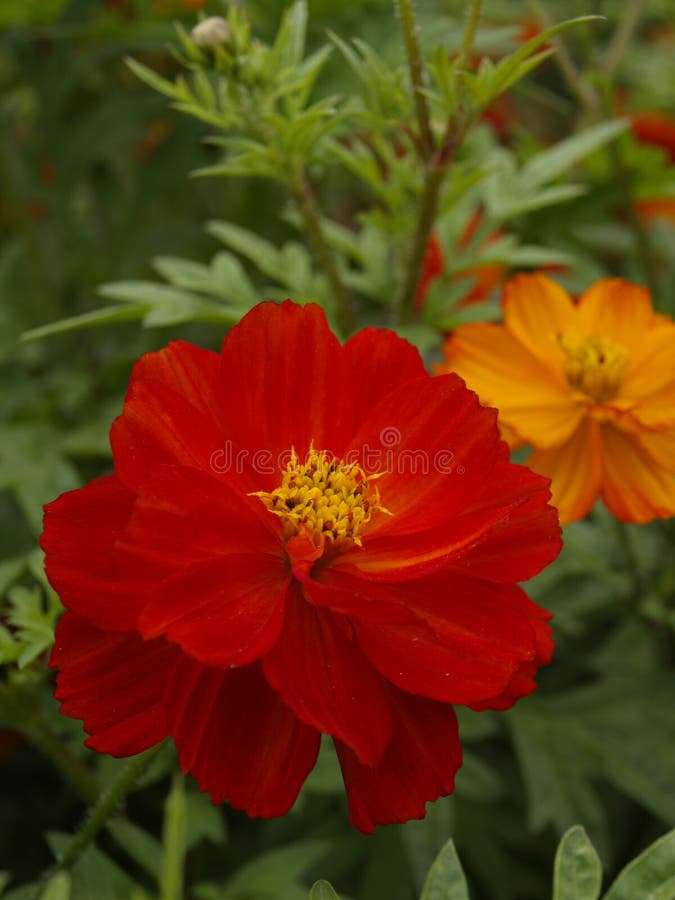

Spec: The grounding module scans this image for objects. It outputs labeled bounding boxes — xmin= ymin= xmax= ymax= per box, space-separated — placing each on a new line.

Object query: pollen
xmin=558 ymin=333 xmax=630 ymax=403
xmin=252 ymin=446 xmax=387 ymax=547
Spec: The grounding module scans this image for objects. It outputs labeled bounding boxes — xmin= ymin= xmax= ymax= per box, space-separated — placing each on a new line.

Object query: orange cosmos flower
xmin=438 ymin=274 xmax=675 ymax=524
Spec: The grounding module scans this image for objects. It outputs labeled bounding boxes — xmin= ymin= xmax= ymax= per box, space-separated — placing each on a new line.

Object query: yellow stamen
xmin=558 ymin=334 xmax=630 ymax=403
xmin=252 ymin=446 xmax=388 ymax=548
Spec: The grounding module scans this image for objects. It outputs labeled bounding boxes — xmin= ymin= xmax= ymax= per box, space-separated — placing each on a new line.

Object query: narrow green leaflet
xmin=420 ymin=839 xmax=470 ymax=900
xmin=309 ymin=882 xmax=341 ymax=900
xmin=553 ymin=827 xmax=602 ymax=900
xmin=603 ymin=829 xmax=675 ymax=900
xmin=38 ymin=873 xmax=71 ymax=900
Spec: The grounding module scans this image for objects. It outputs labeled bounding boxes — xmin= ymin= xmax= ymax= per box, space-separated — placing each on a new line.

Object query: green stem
xmin=396 ymin=0 xmax=482 ymax=323
xmin=456 ymin=0 xmax=484 ymax=71
xmin=597 ymin=81 xmax=660 ymax=299
xmin=160 ymin=773 xmax=187 ymax=900
xmin=36 ymin=743 xmax=165 ymax=896
xmin=613 ymin=519 xmax=643 ymax=603
xmin=396 ymin=0 xmax=434 ymax=160
xmin=603 ymin=0 xmax=648 ymax=83
xmin=398 ymin=121 xmax=466 ymax=324
xmin=290 ymin=171 xmax=355 ymax=336
xmin=525 ymin=0 xmax=600 ymax=115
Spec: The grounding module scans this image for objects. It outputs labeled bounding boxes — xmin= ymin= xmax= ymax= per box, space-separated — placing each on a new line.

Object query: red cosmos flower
xmin=630 ymin=111 xmax=675 ymax=162
xmin=43 ymin=301 xmax=561 ymax=832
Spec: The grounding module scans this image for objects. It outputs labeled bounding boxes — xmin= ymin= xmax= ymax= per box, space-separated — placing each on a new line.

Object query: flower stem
xmin=456 ymin=0 xmax=484 ymax=71
xmin=160 ymin=773 xmax=187 ymax=900
xmin=396 ymin=0 xmax=434 ymax=160
xmin=603 ymin=0 xmax=649 ymax=83
xmin=36 ymin=743 xmax=165 ymax=896
xmin=597 ymin=80 xmax=660 ymax=300
xmin=398 ymin=119 xmax=467 ymax=325
xmin=525 ymin=0 xmax=600 ymax=115
xmin=290 ymin=171 xmax=355 ymax=336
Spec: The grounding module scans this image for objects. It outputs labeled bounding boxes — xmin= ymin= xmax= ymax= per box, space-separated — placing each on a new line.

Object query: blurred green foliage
xmin=2 ymin=1 xmax=675 ymax=898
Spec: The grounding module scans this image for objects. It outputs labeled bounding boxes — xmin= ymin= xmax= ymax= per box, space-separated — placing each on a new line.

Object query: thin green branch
xmin=35 ymin=743 xmax=166 ymax=897
xmin=597 ymin=81 xmax=660 ymax=300
xmin=603 ymin=0 xmax=648 ymax=82
xmin=526 ymin=0 xmax=600 ymax=115
xmin=396 ymin=0 xmax=434 ymax=160
xmin=290 ymin=171 xmax=355 ymax=335
xmin=456 ymin=0 xmax=484 ymax=71
xmin=398 ymin=121 xmax=466 ymax=324
xmin=397 ymin=0 xmax=482 ymax=323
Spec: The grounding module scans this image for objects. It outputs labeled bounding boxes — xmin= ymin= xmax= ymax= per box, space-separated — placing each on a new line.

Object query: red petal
xmin=120 ymin=466 xmax=282 ymax=581
xmin=347 ymin=373 xmax=500 ymax=536
xmin=50 ymin=612 xmax=176 ymax=756
xmin=335 ymin=687 xmax=462 ymax=833
xmin=262 ymin=590 xmax=392 ymax=765
xmin=166 ymin=657 xmax=320 ymax=818
xmin=111 ymin=341 xmax=226 ymax=490
xmin=354 ymin=573 xmax=549 ymax=706
xmin=137 ymin=555 xmax=289 ymax=667
xmin=214 ymin=302 xmax=342 ymax=488
xmin=335 ymin=326 xmax=427 ymax=443
xmin=213 ymin=302 xmax=428 ymax=490
xmin=446 ymin=459 xmax=562 ymax=582
xmin=41 ymin=475 xmax=143 ymax=631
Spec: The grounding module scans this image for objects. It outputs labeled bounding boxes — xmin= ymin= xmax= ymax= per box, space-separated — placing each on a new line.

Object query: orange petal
xmin=527 ymin=419 xmax=603 ymax=524
xmin=636 ymin=426 xmax=675 ymax=471
xmin=601 ymin=425 xmax=675 ymax=523
xmin=441 ymin=322 xmax=579 ymax=448
xmin=502 ymin=273 xmax=576 ymax=372
xmin=577 ymin=279 xmax=654 ymax=353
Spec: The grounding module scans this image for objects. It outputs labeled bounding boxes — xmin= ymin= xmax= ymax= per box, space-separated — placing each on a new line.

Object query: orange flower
xmin=635 ymin=197 xmax=675 ymax=225
xmin=438 ymin=274 xmax=675 ymax=524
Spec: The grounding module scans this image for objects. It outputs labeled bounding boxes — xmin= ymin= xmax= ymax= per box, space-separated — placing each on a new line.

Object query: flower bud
xmin=191 ymin=16 xmax=230 ymax=49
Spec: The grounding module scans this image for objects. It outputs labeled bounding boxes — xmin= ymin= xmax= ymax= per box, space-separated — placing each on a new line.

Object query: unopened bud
xmin=191 ymin=16 xmax=231 ymax=49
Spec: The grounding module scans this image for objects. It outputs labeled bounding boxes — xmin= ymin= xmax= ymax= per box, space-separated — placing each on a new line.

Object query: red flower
xmin=43 ymin=301 xmax=560 ymax=832
xmin=630 ymin=111 xmax=675 ymax=162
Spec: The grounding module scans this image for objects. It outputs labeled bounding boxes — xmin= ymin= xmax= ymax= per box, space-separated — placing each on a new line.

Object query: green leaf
xmin=553 ymin=826 xmax=602 ymax=900
xmin=271 ymin=1 xmax=308 ymax=72
xmin=420 ymin=839 xmax=470 ymax=900
xmin=480 ymin=16 xmax=604 ymax=104
xmin=21 ymin=305 xmax=148 ymax=341
xmin=309 ymin=882 xmax=341 ymax=900
xmin=521 ymin=120 xmax=628 ymax=188
xmin=603 ymin=829 xmax=675 ymax=900
xmin=125 ymin=57 xmax=178 ymax=101
xmin=224 ymin=840 xmax=331 ymax=896
xmin=39 ymin=873 xmax=71 ymax=900
xmin=106 ymin=819 xmax=162 ymax=880
xmin=207 ymin=221 xmax=282 ymax=279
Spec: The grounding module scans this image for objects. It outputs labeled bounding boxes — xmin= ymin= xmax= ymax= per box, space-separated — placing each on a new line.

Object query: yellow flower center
xmin=558 ymin=334 xmax=630 ymax=403
xmin=252 ymin=446 xmax=387 ymax=548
